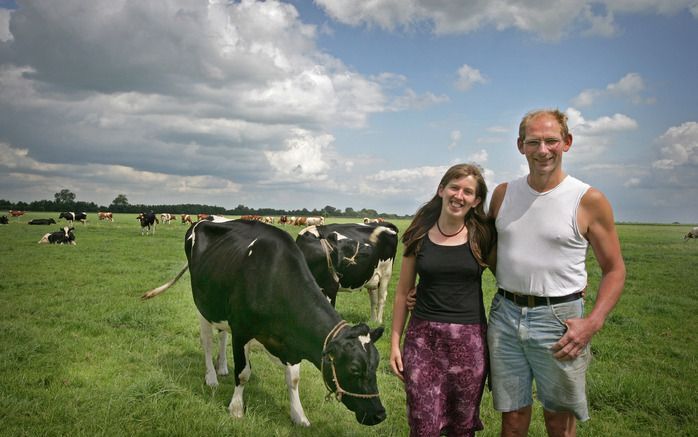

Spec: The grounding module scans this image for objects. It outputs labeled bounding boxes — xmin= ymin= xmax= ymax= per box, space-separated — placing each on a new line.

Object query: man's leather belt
xmin=497 ymin=288 xmax=583 ymax=307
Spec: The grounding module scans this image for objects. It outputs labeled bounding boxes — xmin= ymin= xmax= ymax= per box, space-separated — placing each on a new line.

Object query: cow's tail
xmin=141 ymin=263 xmax=189 ymax=300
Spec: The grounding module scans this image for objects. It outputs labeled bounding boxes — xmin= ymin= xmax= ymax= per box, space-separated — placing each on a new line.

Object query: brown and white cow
xmin=160 ymin=213 xmax=174 ymax=224
xmin=181 ymin=214 xmax=193 ymax=225
xmin=98 ymin=212 xmax=113 ymax=222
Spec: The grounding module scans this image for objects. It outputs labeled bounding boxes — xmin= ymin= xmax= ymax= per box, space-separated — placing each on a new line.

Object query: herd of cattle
xmin=6 ymin=208 xmax=695 ymax=427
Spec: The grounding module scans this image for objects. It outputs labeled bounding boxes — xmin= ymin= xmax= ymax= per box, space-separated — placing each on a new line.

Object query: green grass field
xmin=1 ymin=213 xmax=696 ymax=436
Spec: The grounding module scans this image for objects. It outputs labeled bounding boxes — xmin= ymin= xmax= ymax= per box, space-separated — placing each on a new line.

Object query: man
xmin=487 ymin=109 xmax=626 ymax=437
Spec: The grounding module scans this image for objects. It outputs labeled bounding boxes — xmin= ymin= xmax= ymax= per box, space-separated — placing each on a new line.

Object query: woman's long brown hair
xmin=402 ymin=163 xmax=496 ymax=266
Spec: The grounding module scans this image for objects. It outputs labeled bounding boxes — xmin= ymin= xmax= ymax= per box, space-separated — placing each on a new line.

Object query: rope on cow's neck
xmin=321 ymin=320 xmax=380 ymax=402
xmin=342 ymin=242 xmax=360 ymax=266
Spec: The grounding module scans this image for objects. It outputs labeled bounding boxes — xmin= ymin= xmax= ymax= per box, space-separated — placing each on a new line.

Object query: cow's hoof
xmin=292 ymin=415 xmax=310 ymax=427
xmin=229 ymin=402 xmax=244 ymax=418
xmin=205 ymin=373 xmax=219 ymax=387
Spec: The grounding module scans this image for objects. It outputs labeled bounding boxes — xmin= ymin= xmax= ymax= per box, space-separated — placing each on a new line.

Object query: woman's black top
xmin=412 ymin=236 xmax=486 ymax=325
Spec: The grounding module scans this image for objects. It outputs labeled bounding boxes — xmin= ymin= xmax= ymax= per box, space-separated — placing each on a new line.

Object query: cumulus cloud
xmin=316 ymin=0 xmax=698 ymax=40
xmin=455 ymin=64 xmax=487 ymax=91
xmin=0 ymin=8 xmax=11 ymax=42
xmin=571 ymin=73 xmax=652 ymax=107
xmin=565 ymin=107 xmax=638 ymax=164
xmin=264 ymin=129 xmax=333 ymax=181
xmin=0 ymin=0 xmax=408 ymax=207
xmin=652 ymin=122 xmax=698 ymax=170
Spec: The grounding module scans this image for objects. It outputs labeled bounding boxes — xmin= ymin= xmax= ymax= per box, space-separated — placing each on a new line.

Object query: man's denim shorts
xmin=487 ymin=292 xmax=591 ymax=421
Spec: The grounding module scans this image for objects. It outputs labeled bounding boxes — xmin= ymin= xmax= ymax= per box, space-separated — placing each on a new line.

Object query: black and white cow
xmin=137 ymin=212 xmax=158 ymax=235
xmin=38 ymin=226 xmax=76 ymax=245
xmin=59 ymin=212 xmax=87 ymax=225
xmin=28 ymin=218 xmax=57 ymax=225
xmin=142 ymin=219 xmax=386 ymax=427
xmin=0 ymin=215 xmax=8 ymax=224
xmin=295 ymin=222 xmax=399 ymax=324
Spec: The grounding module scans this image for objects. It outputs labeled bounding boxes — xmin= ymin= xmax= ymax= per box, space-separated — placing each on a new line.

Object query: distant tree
xmin=321 ymin=205 xmax=338 ymax=216
xmin=344 ymin=207 xmax=356 ymax=217
xmin=54 ymin=189 xmax=76 ymax=204
xmin=112 ymin=194 xmax=129 ymax=206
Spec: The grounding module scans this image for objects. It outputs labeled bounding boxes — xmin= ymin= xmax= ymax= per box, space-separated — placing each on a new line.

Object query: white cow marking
xmin=358 ymin=334 xmax=371 ymax=351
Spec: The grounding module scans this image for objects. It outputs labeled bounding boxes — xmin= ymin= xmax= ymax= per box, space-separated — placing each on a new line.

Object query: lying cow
xmin=142 ymin=219 xmax=386 ymax=427
xmin=685 ymin=226 xmax=698 ymax=241
xmin=0 ymin=215 xmax=8 ymax=224
xmin=28 ymin=218 xmax=57 ymax=225
xmin=137 ymin=212 xmax=158 ymax=235
xmin=59 ymin=211 xmax=87 ymax=225
xmin=296 ymin=222 xmax=399 ymax=324
xmin=38 ymin=227 xmax=76 ymax=245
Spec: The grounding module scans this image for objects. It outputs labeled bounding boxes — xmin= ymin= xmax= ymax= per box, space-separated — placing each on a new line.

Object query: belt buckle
xmin=528 ymin=295 xmax=535 ymax=307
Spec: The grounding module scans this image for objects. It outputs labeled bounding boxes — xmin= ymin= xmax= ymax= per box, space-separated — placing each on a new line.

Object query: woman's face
xmin=438 ymin=175 xmax=481 ymax=219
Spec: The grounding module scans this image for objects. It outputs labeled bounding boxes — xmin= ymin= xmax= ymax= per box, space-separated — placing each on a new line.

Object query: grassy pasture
xmin=1 ymin=213 xmax=696 ymax=436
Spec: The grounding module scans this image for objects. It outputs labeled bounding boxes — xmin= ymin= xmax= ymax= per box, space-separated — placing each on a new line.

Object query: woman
xmin=390 ymin=163 xmax=496 ymax=437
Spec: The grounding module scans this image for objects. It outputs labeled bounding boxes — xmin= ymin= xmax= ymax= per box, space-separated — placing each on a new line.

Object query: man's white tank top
xmin=496 ymin=175 xmax=590 ymax=297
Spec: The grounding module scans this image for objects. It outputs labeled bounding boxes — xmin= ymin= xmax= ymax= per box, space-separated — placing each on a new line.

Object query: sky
xmin=0 ymin=0 xmax=697 ymax=223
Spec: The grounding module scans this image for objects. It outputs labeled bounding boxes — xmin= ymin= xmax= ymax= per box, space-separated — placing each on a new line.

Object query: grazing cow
xmin=294 ymin=216 xmax=307 ymax=227
xmin=684 ymin=226 xmax=698 ymax=241
xmin=363 ymin=218 xmax=384 ymax=224
xmin=181 ymin=214 xmax=193 ymax=225
xmin=305 ymin=216 xmax=325 ymax=226
xmin=38 ymin=227 xmax=76 ymax=245
xmin=28 ymin=218 xmax=57 ymax=225
xmin=137 ymin=212 xmax=158 ymax=235
xmin=142 ymin=220 xmax=386 ymax=427
xmin=98 ymin=212 xmax=114 ymax=222
xmin=296 ymin=222 xmax=399 ymax=324
xmin=160 ymin=213 xmax=174 ymax=224
xmin=0 ymin=215 xmax=8 ymax=224
xmin=9 ymin=210 xmax=25 ymax=217
xmin=59 ymin=212 xmax=87 ymax=225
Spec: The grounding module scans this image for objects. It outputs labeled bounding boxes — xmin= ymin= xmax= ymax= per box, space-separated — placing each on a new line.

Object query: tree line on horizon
xmin=1 ymin=189 xmax=410 ymax=219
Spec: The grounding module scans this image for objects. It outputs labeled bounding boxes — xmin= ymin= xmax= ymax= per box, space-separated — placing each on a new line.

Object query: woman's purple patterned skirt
xmin=403 ymin=316 xmax=487 ymax=437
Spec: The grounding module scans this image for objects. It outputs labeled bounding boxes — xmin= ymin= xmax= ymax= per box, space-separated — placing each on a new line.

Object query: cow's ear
xmin=370 ymin=326 xmax=384 ymax=343
xmin=349 ymin=323 xmax=370 ymax=337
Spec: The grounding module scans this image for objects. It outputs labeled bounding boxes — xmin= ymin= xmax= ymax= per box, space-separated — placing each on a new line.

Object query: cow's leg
xmin=367 ymin=286 xmax=379 ymax=323
xmin=229 ymin=338 xmax=252 ymax=418
xmin=216 ymin=330 xmax=229 ymax=376
xmin=199 ymin=315 xmax=219 ymax=387
xmin=258 ymin=344 xmax=310 ymax=426
xmin=285 ymin=363 xmax=310 ymax=426
xmin=373 ymin=260 xmax=393 ymax=324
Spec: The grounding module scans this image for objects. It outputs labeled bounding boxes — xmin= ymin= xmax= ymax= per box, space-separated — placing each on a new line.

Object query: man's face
xmin=518 ymin=114 xmax=572 ymax=176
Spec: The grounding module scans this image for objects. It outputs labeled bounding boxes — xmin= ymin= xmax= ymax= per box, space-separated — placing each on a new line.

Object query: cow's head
xmin=322 ymin=323 xmax=386 ymax=426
